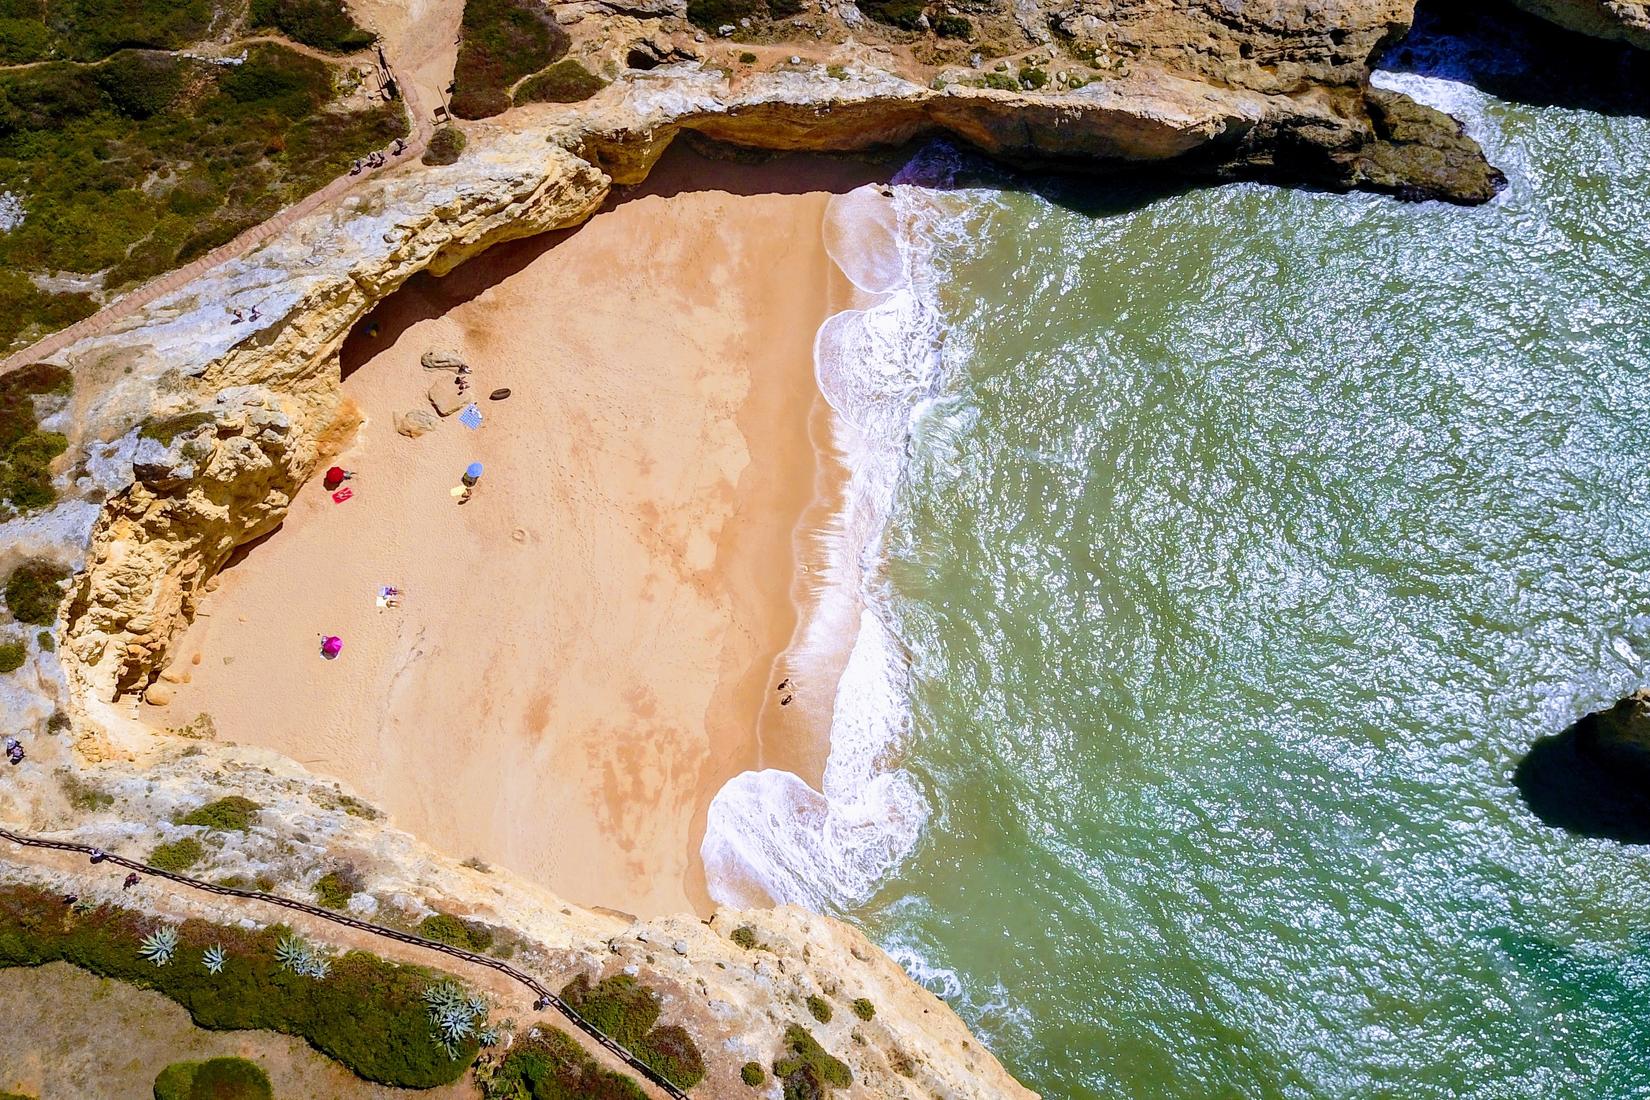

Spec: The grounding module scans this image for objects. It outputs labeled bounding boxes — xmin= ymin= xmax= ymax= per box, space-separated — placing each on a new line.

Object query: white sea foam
xmin=701 ymin=169 xmax=963 ymax=910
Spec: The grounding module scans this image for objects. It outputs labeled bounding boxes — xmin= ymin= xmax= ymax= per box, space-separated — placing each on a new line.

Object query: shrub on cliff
xmin=417 ymin=912 xmax=493 ymax=952
xmin=5 ymin=560 xmax=69 ymax=625
xmin=773 ymin=1025 xmax=851 ymax=1092
xmin=858 ymin=0 xmax=926 ymax=30
xmin=154 ymin=1056 xmax=273 ymax=1100
xmin=513 ymin=59 xmax=608 ymax=105
xmin=0 ymin=883 xmax=478 ymax=1087
xmin=483 ymin=1025 xmax=647 ymax=1099
xmin=314 ymin=865 xmax=364 ymax=909
xmin=450 ymin=0 xmax=568 ymax=119
xmin=251 ymin=0 xmax=376 ymax=53
xmin=851 ymin=997 xmax=875 ymax=1021
xmin=423 ymin=125 xmax=467 ymax=165
xmin=741 ymin=1061 xmax=766 ymax=1086
xmin=560 ymin=974 xmax=707 ymax=1089
xmin=806 ymin=994 xmax=832 ymax=1023
xmin=685 ymin=0 xmax=805 ymax=30
xmin=179 ymin=796 xmax=261 ymax=832
xmin=148 ymin=836 xmax=206 ymax=872
xmin=0 ymin=363 xmax=71 ymax=512
xmin=0 ymin=637 xmax=25 ymax=674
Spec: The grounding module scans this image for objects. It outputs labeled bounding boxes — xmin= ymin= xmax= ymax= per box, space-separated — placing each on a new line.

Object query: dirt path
xmin=0 ymin=835 xmax=675 ymax=1100
xmin=0 ymin=45 xmax=433 ymax=374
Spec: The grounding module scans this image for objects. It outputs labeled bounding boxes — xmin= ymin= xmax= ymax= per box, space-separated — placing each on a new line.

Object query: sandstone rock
xmin=1507 ymin=0 xmax=1650 ymax=49
xmin=144 ymin=682 xmax=173 ymax=706
xmin=395 ymin=409 xmax=440 ymax=438
xmin=420 ymin=349 xmax=467 ymax=373
xmin=427 ymin=376 xmax=468 ymax=416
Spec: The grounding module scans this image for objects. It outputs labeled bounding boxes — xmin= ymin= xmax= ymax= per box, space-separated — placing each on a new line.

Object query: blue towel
xmin=458 ymin=403 xmax=483 ymax=430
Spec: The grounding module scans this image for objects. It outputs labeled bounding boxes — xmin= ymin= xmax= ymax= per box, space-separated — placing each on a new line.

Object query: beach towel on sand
xmin=458 ymin=403 xmax=483 ymax=430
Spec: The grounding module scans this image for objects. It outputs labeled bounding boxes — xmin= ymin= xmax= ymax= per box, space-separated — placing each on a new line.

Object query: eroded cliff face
xmin=0 ymin=4 xmax=1508 ymax=1095
xmin=1506 ymin=0 xmax=1650 ymax=49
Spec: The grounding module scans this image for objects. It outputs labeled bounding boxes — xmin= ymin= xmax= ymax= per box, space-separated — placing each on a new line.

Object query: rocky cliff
xmin=1506 ymin=0 xmax=1650 ymax=49
xmin=0 ymin=2 xmax=1510 ymax=1095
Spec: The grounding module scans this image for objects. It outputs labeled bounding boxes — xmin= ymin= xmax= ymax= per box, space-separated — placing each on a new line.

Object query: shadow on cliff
xmin=1514 ymin=702 xmax=1650 ymax=844
xmin=340 ymin=139 xmax=1189 ymax=378
xmin=1386 ymin=0 xmax=1650 ymax=117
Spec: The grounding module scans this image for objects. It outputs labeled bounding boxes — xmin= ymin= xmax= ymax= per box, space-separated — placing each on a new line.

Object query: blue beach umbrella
xmin=463 ymin=462 xmax=483 ymax=485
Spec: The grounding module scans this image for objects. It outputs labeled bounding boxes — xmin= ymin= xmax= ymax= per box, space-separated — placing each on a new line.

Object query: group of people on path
xmin=350 ymin=138 xmax=408 ymax=176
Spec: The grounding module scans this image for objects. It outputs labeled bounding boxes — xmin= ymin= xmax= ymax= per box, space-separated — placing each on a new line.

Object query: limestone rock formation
xmin=395 ymin=408 xmax=441 ymax=437
xmin=1507 ymin=0 xmax=1650 ymax=49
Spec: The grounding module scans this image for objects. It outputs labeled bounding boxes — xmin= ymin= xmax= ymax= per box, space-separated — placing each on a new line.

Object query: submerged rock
xmin=1515 ymin=691 xmax=1650 ymax=843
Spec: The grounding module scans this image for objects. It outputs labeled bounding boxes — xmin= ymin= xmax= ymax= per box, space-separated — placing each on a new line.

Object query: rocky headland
xmin=0 ymin=0 xmax=1603 ymax=1094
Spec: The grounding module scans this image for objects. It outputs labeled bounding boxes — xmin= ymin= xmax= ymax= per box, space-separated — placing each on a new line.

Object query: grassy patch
xmin=686 ymin=0 xmax=805 ymax=30
xmin=857 ymin=0 xmax=926 ymax=30
xmin=0 ymin=883 xmax=479 ymax=1087
xmin=313 ymin=865 xmax=363 ymax=909
xmin=741 ymin=1060 xmax=765 ymax=1086
xmin=417 ymin=912 xmax=493 ymax=952
xmin=450 ymin=0 xmax=568 ymax=119
xmin=0 ymin=636 xmax=24 ymax=672
xmin=178 ymin=795 xmax=261 ymax=832
xmin=5 ymin=559 xmax=68 ymax=624
xmin=806 ymin=994 xmax=831 ymax=1023
xmin=933 ymin=12 xmax=971 ymax=38
xmin=773 ymin=1025 xmax=851 ymax=1094
xmin=35 ymin=629 xmax=52 ymax=651
xmin=1018 ymin=64 xmax=1048 ymax=89
xmin=0 ymin=43 xmax=406 ymax=350
xmin=851 ymin=997 xmax=874 ymax=1021
xmin=0 ymin=0 xmax=214 ymax=64
xmin=481 ymin=1024 xmax=647 ymax=1099
xmin=422 ymin=124 xmax=466 ymax=165
xmin=513 ymin=58 xmax=607 ymax=106
xmin=57 ymin=767 xmax=113 ymax=810
xmin=154 ymin=1056 xmax=273 ymax=1100
xmin=730 ymin=925 xmax=759 ymax=949
xmin=0 ymin=363 xmax=71 ymax=513
xmin=560 ymin=974 xmax=707 ymax=1090
xmin=250 ymin=0 xmax=375 ymax=54
xmin=138 ymin=412 xmax=215 ymax=447
xmin=148 ymin=836 xmax=205 ymax=872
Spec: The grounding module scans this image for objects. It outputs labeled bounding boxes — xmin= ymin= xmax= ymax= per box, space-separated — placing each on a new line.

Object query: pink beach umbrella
xmin=320 ymin=635 xmax=343 ymax=660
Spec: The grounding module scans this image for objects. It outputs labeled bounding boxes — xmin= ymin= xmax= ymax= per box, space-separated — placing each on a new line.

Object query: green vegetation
xmin=857 ymin=0 xmax=926 ymax=30
xmin=148 ymin=836 xmax=205 ymax=872
xmin=251 ymin=0 xmax=375 ymax=53
xmin=35 ymin=629 xmax=52 ymax=650
xmin=512 ymin=59 xmax=607 ymax=106
xmin=0 ymin=364 xmax=71 ymax=512
xmin=179 ymin=795 xmax=261 ymax=832
xmin=560 ymin=974 xmax=706 ymax=1090
xmin=450 ymin=0 xmax=568 ymax=119
xmin=730 ymin=925 xmax=759 ymax=949
xmin=1018 ymin=64 xmax=1049 ymax=89
xmin=851 ymin=997 xmax=874 ymax=1021
xmin=805 ymin=994 xmax=832 ymax=1023
xmin=773 ymin=1025 xmax=852 ymax=1096
xmin=979 ymin=70 xmax=1018 ymax=91
xmin=5 ymin=559 xmax=68 ymax=624
xmin=0 ymin=42 xmax=406 ymax=350
xmin=685 ymin=0 xmax=805 ymax=31
xmin=0 ymin=0 xmax=214 ymax=64
xmin=0 ymin=636 xmax=25 ymax=673
xmin=417 ymin=912 xmax=493 ymax=952
xmin=741 ymin=1061 xmax=766 ymax=1086
xmin=153 ymin=1056 xmax=273 ymax=1100
xmin=0 ymin=883 xmax=478 ymax=1087
xmin=933 ymin=13 xmax=971 ymax=38
xmin=422 ymin=125 xmax=467 ymax=166
xmin=139 ymin=412 xmax=216 ymax=447
xmin=738 ymin=51 xmax=757 ymax=64
xmin=0 ymin=1090 xmax=35 ymax=1100
xmin=47 ymin=709 xmax=70 ymax=733
xmin=313 ymin=865 xmax=363 ymax=909
xmin=480 ymin=1025 xmax=647 ymax=1099
xmin=58 ymin=767 xmax=114 ymax=810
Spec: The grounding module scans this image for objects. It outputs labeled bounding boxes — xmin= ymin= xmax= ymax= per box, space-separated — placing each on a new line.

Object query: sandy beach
xmin=146 ymin=147 xmax=878 ymax=917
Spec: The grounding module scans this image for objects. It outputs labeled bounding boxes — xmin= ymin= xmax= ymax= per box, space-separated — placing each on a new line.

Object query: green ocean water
xmin=848 ymin=18 xmax=1650 ymax=1100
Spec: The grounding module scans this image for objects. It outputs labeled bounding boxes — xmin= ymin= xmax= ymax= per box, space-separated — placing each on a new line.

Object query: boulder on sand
xmin=396 ymin=408 xmax=440 ymax=437
xmin=428 ymin=376 xmax=467 ymax=416
xmin=421 ymin=349 xmax=467 ymax=373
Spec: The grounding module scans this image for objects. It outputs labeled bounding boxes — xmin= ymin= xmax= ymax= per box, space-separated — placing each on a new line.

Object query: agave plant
xmin=275 ymin=933 xmax=312 ymax=973
xmin=423 ymin=980 xmax=488 ymax=1058
xmin=138 ymin=924 xmax=180 ymax=966
xmin=201 ymin=943 xmax=226 ymax=974
xmin=298 ymin=952 xmax=332 ymax=980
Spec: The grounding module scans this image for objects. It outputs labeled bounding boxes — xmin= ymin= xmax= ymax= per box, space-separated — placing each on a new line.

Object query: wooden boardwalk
xmin=0 ymin=826 xmax=693 ymax=1098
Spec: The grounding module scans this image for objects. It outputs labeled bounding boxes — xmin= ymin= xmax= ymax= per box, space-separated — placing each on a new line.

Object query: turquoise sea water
xmin=840 ymin=18 xmax=1650 ymax=1100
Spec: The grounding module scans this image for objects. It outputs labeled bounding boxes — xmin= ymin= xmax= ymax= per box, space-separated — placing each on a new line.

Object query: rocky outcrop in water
xmin=1515 ymin=691 xmax=1650 ymax=844
xmin=1506 ymin=0 xmax=1650 ymax=49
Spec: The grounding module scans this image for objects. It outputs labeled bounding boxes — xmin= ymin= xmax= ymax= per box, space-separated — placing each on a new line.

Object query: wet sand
xmin=149 ymin=147 xmax=880 ymax=917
